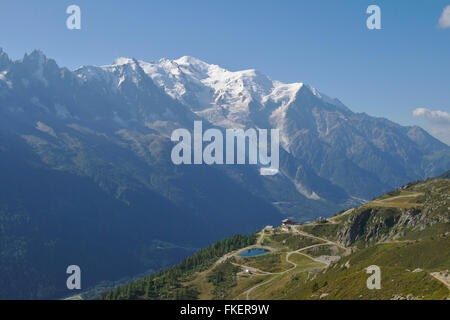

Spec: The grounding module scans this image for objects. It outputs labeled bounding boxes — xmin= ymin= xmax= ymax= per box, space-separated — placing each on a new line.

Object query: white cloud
xmin=413 ymin=108 xmax=450 ymax=124
xmin=413 ymin=108 xmax=450 ymax=145
xmin=439 ymin=5 xmax=450 ymax=29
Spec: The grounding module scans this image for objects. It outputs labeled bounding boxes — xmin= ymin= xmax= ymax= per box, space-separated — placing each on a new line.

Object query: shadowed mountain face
xmin=0 ymin=49 xmax=448 ymax=299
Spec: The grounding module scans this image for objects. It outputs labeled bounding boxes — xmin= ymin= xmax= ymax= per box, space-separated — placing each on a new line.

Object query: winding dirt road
xmin=238 ymin=228 xmax=348 ymax=300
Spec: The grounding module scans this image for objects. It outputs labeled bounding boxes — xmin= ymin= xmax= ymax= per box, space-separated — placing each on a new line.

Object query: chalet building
xmin=282 ymin=219 xmax=300 ymax=226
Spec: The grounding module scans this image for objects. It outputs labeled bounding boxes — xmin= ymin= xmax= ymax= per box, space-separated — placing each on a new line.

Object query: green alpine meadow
xmin=101 ymin=172 xmax=449 ymax=300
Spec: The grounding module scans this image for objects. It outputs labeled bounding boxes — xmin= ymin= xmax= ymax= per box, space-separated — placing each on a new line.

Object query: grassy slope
xmin=102 ymin=175 xmax=449 ymax=300
xmin=283 ymin=238 xmax=449 ymax=300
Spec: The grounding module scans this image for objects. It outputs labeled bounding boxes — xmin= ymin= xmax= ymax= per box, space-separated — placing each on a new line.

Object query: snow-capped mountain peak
xmin=75 ymin=57 xmax=146 ymax=90
xmin=76 ymin=55 xmax=345 ymax=121
xmin=75 ymin=55 xmax=352 ymax=142
xmin=113 ymin=57 xmax=135 ymax=66
xmin=128 ymin=56 xmax=315 ymax=128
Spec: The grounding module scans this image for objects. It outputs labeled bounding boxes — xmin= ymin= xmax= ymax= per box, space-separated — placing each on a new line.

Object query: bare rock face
xmin=327 ymin=177 xmax=449 ymax=247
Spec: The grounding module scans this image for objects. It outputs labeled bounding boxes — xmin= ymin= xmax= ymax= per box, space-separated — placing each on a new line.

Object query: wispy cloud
xmin=413 ymin=108 xmax=450 ymax=145
xmin=439 ymin=5 xmax=450 ymax=29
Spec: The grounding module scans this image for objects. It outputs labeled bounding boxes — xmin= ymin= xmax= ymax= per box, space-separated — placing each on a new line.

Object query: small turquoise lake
xmin=238 ymin=248 xmax=269 ymax=257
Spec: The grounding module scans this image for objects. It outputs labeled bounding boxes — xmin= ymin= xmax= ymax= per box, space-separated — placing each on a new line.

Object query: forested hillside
xmin=101 ymin=234 xmax=256 ymax=300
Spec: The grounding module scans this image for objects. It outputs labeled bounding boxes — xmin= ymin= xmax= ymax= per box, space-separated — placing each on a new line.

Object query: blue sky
xmin=1 ymin=0 xmax=449 ymax=144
